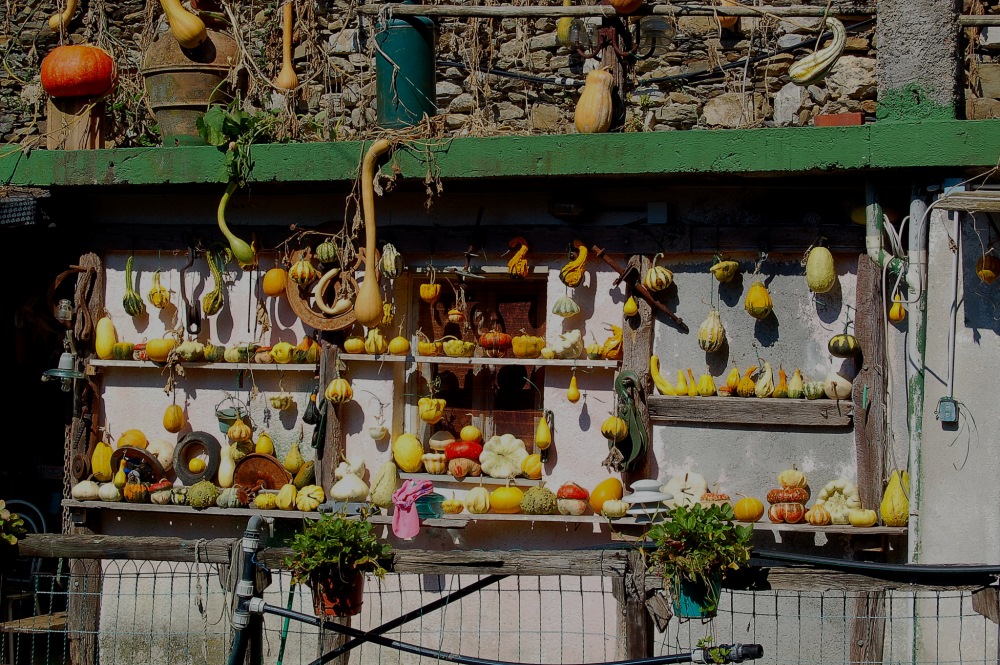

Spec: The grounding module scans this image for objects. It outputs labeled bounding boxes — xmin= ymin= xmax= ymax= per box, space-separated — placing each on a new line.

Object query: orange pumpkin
xmin=41 ymin=45 xmax=115 ymax=98
xmin=589 ymin=477 xmax=623 ymax=514
xmin=804 ymin=504 xmax=832 ymax=526
xmin=766 ymin=487 xmax=809 ymax=504
xmin=478 ymin=330 xmax=512 ymax=358
xmin=768 ymin=502 xmax=806 ymax=524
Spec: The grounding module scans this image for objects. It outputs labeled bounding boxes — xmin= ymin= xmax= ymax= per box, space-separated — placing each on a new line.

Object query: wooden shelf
xmin=62 ymin=500 xmax=905 ymax=535
xmin=399 ymin=473 xmax=542 ymax=486
xmin=88 ymin=360 xmax=317 ymax=372
xmin=341 ymin=353 xmax=619 ymax=369
xmin=648 ymin=395 xmax=853 ymax=428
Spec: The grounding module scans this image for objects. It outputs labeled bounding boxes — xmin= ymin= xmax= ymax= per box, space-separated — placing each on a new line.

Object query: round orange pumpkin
xmin=766 ymin=487 xmax=809 ymax=505
xmin=607 ymin=0 xmax=643 ymax=14
xmin=733 ymin=496 xmax=764 ymax=522
xmin=41 ymin=45 xmax=116 ymax=98
xmin=589 ymin=477 xmax=624 ymax=514
xmin=262 ymin=268 xmax=288 ymax=297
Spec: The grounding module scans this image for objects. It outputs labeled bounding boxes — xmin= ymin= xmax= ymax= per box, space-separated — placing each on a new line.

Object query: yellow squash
xmin=95 ymin=317 xmax=117 ymax=360
xmin=559 ymin=240 xmax=588 ymax=287
xmin=879 ymin=469 xmax=909 ymax=527
xmin=91 ymin=441 xmax=114 ymax=482
xmin=649 ymin=356 xmax=676 ymax=395
xmin=418 ymin=397 xmax=446 ymax=424
xmin=574 ymin=69 xmax=613 ymax=134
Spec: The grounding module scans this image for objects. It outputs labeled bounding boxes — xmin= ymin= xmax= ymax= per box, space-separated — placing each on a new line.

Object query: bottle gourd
xmin=574 ymin=69 xmax=613 ymax=134
xmin=274 ymin=3 xmax=298 ymax=90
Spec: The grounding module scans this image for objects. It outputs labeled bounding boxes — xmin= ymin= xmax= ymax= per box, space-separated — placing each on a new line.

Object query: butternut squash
xmin=574 ymin=69 xmax=613 ymax=134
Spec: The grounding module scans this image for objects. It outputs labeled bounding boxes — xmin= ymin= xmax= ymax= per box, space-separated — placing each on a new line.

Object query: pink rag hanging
xmin=392 ymin=479 xmax=434 ymax=540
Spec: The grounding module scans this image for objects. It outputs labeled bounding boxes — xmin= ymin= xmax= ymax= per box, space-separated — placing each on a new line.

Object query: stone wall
xmin=0 ymin=0 xmax=878 ymax=147
xmin=965 ymin=1 xmax=1000 ymax=118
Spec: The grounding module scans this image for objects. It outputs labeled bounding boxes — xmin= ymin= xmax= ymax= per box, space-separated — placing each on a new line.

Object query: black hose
xmin=753 ymin=549 xmax=1000 ymax=586
xmin=437 ymin=18 xmax=874 ymax=88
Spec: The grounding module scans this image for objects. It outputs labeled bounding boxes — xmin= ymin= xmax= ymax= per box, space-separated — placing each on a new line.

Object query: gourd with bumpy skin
xmin=805 ymin=246 xmax=836 ymax=293
xmin=643 ymin=253 xmax=673 ymax=292
xmin=176 ymin=341 xmax=204 ymax=362
xmin=574 ymin=69 xmax=613 ymax=133
xmin=507 ymin=237 xmax=529 ymax=278
xmin=697 ymin=308 xmax=726 ymax=353
xmin=381 ymin=243 xmax=402 ymax=280
xmin=880 ymin=469 xmax=909 ymax=527
xmin=559 ymin=241 xmax=588 ymax=287
xmin=521 ymin=485 xmax=558 ymax=515
xmin=601 ymin=499 xmax=629 ymax=518
xmin=147 ymin=271 xmax=171 ymax=309
xmin=254 ymin=493 xmax=277 ymax=510
xmin=369 ymin=461 xmax=400 ymax=508
xmin=202 ymin=250 xmax=225 ymax=316
xmin=443 ymin=493 xmax=464 ymax=514
xmin=512 ymin=335 xmax=545 ymax=359
xmin=602 ymin=325 xmax=623 ymax=360
xmin=789 ymin=17 xmax=846 ymax=85
xmin=188 ymin=481 xmax=219 ymax=509
xmin=95 ymin=317 xmax=117 ymax=360
xmin=122 ymin=255 xmax=146 ymax=317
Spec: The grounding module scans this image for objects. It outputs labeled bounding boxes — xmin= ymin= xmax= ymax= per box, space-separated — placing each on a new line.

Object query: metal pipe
xmin=906 ymin=192 xmax=929 ymax=564
xmin=227 ymin=516 xmax=269 ymax=665
xmin=946 ymin=210 xmax=960 ymax=398
xmin=864 ymin=181 xmax=906 ymax=277
xmin=356 ymin=3 xmax=871 ymax=18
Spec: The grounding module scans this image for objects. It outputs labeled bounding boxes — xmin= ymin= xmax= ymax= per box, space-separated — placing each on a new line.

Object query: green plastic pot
xmin=672 ymin=574 xmax=722 ymax=619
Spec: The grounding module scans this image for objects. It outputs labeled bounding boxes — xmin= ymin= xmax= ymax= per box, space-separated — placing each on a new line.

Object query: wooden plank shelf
xmin=62 ymin=500 xmax=905 ymax=535
xmin=648 ymin=395 xmax=853 ymax=428
xmin=341 ymin=353 xmax=619 ymax=369
xmin=88 ymin=360 xmax=317 ymax=372
xmin=399 ymin=473 xmax=542 ymax=486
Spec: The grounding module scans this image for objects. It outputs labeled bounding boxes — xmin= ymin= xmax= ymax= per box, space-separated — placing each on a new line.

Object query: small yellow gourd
xmin=643 ymin=253 xmax=673 ymax=292
xmin=255 ymin=431 xmax=274 ymax=455
xmin=158 ymin=0 xmax=207 ymax=49
xmin=745 ymin=281 xmax=773 ymax=319
xmin=364 ymin=328 xmax=388 ymax=355
xmin=91 ymin=441 xmax=114 ymax=482
xmin=623 ymin=296 xmax=638 ymax=317
xmin=535 ymin=413 xmax=552 ymax=450
xmin=889 ymin=292 xmax=906 ymax=323
xmin=574 ymin=69 xmax=613 ymax=134
xmin=556 ymin=0 xmax=573 ymax=47
xmin=567 ymin=373 xmax=581 ymax=403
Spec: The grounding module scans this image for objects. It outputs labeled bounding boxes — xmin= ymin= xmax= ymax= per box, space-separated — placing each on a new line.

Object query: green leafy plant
xmin=285 ymin=511 xmax=393 ymax=585
xmin=646 ymin=503 xmax=752 ymax=609
xmin=0 ymin=500 xmax=27 ymax=547
xmin=697 ymin=636 xmax=731 ymax=664
xmin=196 ymin=98 xmax=278 ymax=186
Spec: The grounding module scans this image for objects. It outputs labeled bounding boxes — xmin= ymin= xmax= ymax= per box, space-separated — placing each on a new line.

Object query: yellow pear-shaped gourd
xmin=95 ymin=316 xmax=117 ymax=360
xmin=535 ymin=413 xmax=552 ymax=450
xmin=675 ymin=369 xmax=688 ymax=395
xmin=880 ymin=469 xmax=909 ymax=527
xmin=159 ymin=0 xmax=207 ymax=49
xmin=574 ymin=69 xmax=613 ymax=134
xmin=889 ymin=292 xmax=906 ymax=323
xmin=567 ymin=373 xmax=581 ymax=403
xmin=255 ymin=431 xmax=274 ymax=455
xmin=218 ymin=444 xmax=236 ymax=489
xmin=685 ymin=368 xmax=698 ymax=397
xmin=623 ymin=296 xmax=638 ymax=317
xmin=113 ymin=460 xmax=128 ymax=490
xmin=283 ymin=440 xmax=304 ymax=474
xmin=725 ymin=365 xmax=741 ymax=392
xmin=697 ymin=372 xmax=717 ymax=397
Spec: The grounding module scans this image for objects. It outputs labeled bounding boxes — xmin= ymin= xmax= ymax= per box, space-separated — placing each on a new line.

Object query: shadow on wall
xmin=964 ymin=214 xmax=1000 ymax=338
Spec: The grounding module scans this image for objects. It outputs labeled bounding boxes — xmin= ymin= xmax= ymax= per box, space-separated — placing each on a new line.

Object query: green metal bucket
xmin=374 ymin=4 xmax=437 ymax=128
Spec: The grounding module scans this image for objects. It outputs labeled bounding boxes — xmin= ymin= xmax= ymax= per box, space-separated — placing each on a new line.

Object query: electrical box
xmin=937 ymin=396 xmax=958 ymax=424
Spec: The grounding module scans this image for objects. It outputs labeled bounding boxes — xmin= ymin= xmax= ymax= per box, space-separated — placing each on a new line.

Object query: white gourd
xmin=329 ymin=474 xmax=370 ymax=502
xmin=72 ymin=480 xmax=101 ymax=501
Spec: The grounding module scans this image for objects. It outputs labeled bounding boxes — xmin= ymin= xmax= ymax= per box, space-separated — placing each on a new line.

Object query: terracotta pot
xmin=310 ymin=568 xmax=365 ymax=617
xmin=141 ymin=27 xmax=238 ymax=146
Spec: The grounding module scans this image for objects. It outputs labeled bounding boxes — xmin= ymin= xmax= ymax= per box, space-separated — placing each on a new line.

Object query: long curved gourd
xmin=789 ymin=17 xmax=846 ymax=86
xmin=354 ymin=139 xmax=392 ymax=327
xmin=48 ymin=0 xmax=79 ymax=31
xmin=274 ymin=3 xmax=298 ymax=91
xmin=217 ymin=180 xmax=256 ymax=267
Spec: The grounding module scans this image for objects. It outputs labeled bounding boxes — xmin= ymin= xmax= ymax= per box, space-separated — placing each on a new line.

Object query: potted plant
xmin=0 ymin=500 xmax=27 ymax=573
xmin=286 ymin=512 xmax=393 ymax=617
xmin=646 ymin=502 xmax=752 ymax=619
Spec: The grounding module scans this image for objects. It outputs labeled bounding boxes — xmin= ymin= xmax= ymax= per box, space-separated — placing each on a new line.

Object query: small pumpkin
xmin=478 ymin=330 xmax=512 ymax=358
xmin=419 ymin=282 xmax=441 ymax=304
xmin=442 ymin=493 xmax=464 ymax=514
xmin=589 ymin=477 xmax=623 ymax=514
xmin=552 ymin=295 xmax=580 ymax=318
xmin=768 ymin=502 xmax=806 ymax=524
xmin=112 ymin=342 xmax=135 ymax=360
xmin=325 ymin=377 xmax=353 ymax=404
xmin=421 ymin=453 xmax=447 ymax=475
xmin=777 ymin=466 xmax=807 ymax=489
xmin=40 ymin=44 xmax=116 ymax=98
xmin=848 ymin=508 xmax=878 ymax=528
xmin=146 ymin=338 xmax=176 ymax=363
xmin=733 ymin=496 xmax=764 ymax=522
xmin=601 ymin=499 xmax=629 ymax=518
xmin=803 ymin=380 xmax=826 ymax=400
xmin=447 ymin=308 xmax=465 ymax=324
xmin=511 ymin=335 xmax=545 ymax=359
xmin=289 ymin=258 xmax=319 ymax=286
xmin=364 ymin=328 xmax=388 ymax=355
xmin=343 ymin=335 xmax=365 ymax=354
xmin=829 ymin=333 xmax=861 ymax=358
xmin=556 ymin=482 xmax=589 ymax=516
xmin=521 ymin=453 xmax=542 ymax=480
xmin=204 ymin=344 xmax=226 ymax=362
xmin=766 ymin=487 xmax=809 ymax=504
xmin=697 ymin=308 xmax=726 ymax=353
xmin=600 ymin=415 xmax=628 ymax=443
xmin=262 ymin=268 xmax=287 ymax=297
xmin=118 ymin=429 xmax=148 ymax=449
xmin=315 ymin=240 xmax=338 ymax=264
xmin=643 ymin=253 xmax=673 ymax=292
xmin=295 ymin=485 xmax=325 ymax=512
xmin=490 ymin=485 xmax=525 ymax=514
xmin=744 ymin=281 xmax=773 ymax=319
xmin=123 ymin=472 xmax=150 ymax=504
xmin=804 ymin=504 xmax=832 ymax=526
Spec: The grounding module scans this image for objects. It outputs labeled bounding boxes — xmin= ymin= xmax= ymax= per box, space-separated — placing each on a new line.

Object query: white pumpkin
xmin=98 ymin=482 xmax=122 ymax=502
xmin=71 ymin=480 xmax=101 ymax=501
xmin=661 ymin=472 xmax=708 ymax=508
xmin=329 ymin=474 xmax=370 ymax=502
xmin=815 ymin=478 xmax=862 ymax=524
xmin=147 ymin=439 xmax=175 ymax=472
xmin=824 ymin=372 xmax=853 ymax=400
xmin=480 ymin=433 xmax=529 ymax=479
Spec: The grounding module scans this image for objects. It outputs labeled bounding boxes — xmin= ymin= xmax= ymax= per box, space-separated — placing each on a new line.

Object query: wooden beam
xmin=648 ymin=395 xmax=853 ymax=427
xmin=972 ymin=587 xmax=1000 ymax=625
xmin=66 ymin=528 xmax=102 ymax=665
xmin=355 ymin=3 xmax=874 ymax=18
xmin=853 ymin=254 xmax=887 ymax=509
xmin=850 ymin=591 xmax=886 ymax=665
xmin=316 ymin=342 xmax=344 ymax=491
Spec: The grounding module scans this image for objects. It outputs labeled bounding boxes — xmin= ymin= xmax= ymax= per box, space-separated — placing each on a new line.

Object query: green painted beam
xmin=2 ymin=120 xmax=999 ymax=187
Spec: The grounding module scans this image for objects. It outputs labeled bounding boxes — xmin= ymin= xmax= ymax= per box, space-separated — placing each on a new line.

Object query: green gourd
xmin=315 ymin=240 xmax=338 ymax=264
xmin=202 ymin=249 xmax=225 ymax=316
xmin=217 ymin=181 xmax=255 ymax=267
xmin=828 ymin=333 xmax=860 ymax=358
xmin=803 ymin=380 xmax=826 ymax=400
xmin=123 ymin=255 xmax=146 ymax=317
xmin=293 ymin=460 xmax=315 ymax=489
xmin=203 ymin=344 xmax=226 ymax=362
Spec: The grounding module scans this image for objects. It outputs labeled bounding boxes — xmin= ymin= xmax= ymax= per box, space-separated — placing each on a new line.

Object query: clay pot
xmin=309 ymin=568 xmax=365 ymax=617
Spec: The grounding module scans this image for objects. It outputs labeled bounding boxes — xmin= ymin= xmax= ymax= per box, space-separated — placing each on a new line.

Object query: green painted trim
xmin=3 ymin=120 xmax=1000 ymax=187
xmin=876 ymin=84 xmax=955 ymax=123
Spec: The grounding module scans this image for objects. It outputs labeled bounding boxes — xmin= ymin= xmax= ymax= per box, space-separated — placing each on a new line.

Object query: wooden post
xmin=316 ymin=342 xmax=345 ymax=490
xmin=46 ymin=99 xmax=104 ymax=150
xmin=849 ymin=254 xmax=887 ymax=665
xmin=66 ymin=526 xmax=101 ymax=665
xmin=318 ymin=617 xmax=351 ymax=665
xmin=617 ymin=255 xmax=655 ymax=658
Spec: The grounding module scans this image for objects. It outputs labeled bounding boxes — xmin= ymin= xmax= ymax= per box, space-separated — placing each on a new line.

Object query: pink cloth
xmin=392 ymin=479 xmax=434 ymax=540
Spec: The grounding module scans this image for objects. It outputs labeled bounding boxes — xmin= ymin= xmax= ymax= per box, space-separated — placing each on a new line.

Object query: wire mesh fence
xmin=2 ymin=558 xmax=999 ymax=665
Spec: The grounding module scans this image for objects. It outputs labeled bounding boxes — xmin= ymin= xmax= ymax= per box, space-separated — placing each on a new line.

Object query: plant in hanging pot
xmin=646 ymin=502 xmax=752 ymax=619
xmin=286 ymin=511 xmax=394 ymax=617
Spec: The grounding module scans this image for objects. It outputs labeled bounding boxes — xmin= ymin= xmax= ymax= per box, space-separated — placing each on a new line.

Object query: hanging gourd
xmin=643 ymin=253 xmax=673 ymax=292
xmin=789 ymin=17 xmax=846 ymax=85
xmin=552 ymin=295 xmax=580 ymax=318
xmin=420 ymin=268 xmax=442 ymax=304
xmin=889 ymin=292 xmax=906 ymax=323
xmin=697 ymin=308 xmax=726 ymax=353
xmin=227 ymin=418 xmax=253 ymax=444
xmin=381 ymin=243 xmax=402 ymax=280
xmin=273 ymin=2 xmax=298 ymax=91
xmin=216 ymin=182 xmax=256 ymax=268
xmin=623 ymin=296 xmax=639 ymax=318
xmin=559 ymin=240 xmax=588 ymax=287
xmin=805 ymin=245 xmax=837 ymax=294
xmin=40 ymin=45 xmax=115 ymax=98
xmin=122 ymin=255 xmax=146 ymax=317
xmin=158 ymin=0 xmax=207 ymax=48
xmin=744 ymin=282 xmax=773 ymax=320
xmin=163 ymin=403 xmax=185 ymax=433
xmin=575 ymin=69 xmax=613 ymax=133
xmin=828 ymin=332 xmax=861 ymax=357
xmin=289 ymin=257 xmax=319 ymax=286
xmin=202 ymin=249 xmax=225 ymax=316
xmin=48 ymin=0 xmax=79 ymax=31
xmin=709 ymin=257 xmax=740 ymax=283
xmin=601 ymin=416 xmax=628 ymax=443
xmin=567 ymin=372 xmax=581 ymax=403
xmin=977 ymin=253 xmax=1000 ymax=285
xmin=314 ymin=239 xmax=337 ymax=265
xmin=354 ymin=139 xmax=392 ymax=328
xmin=507 ymin=236 xmax=530 ymax=279
xmin=325 ymin=375 xmax=353 ymax=404
xmin=147 ymin=270 xmax=171 ymax=309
